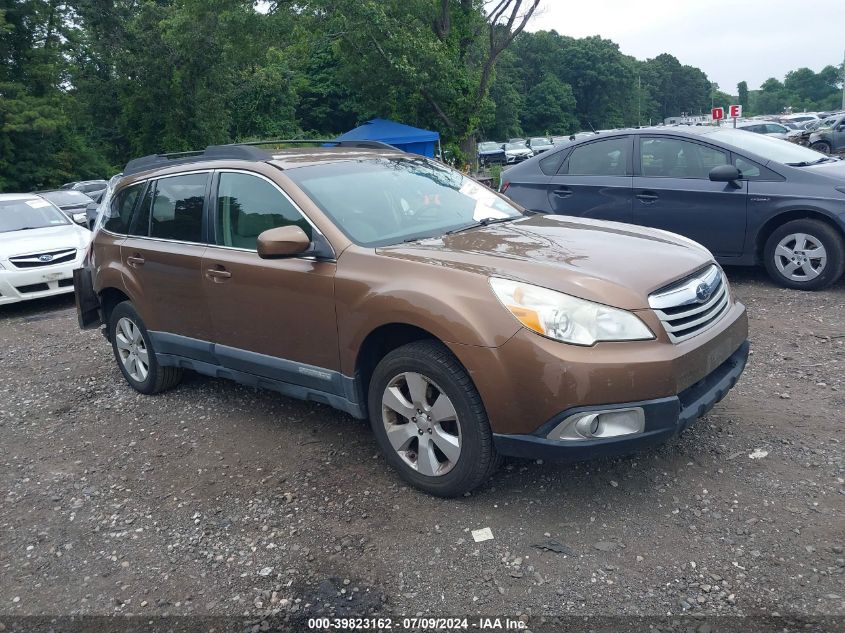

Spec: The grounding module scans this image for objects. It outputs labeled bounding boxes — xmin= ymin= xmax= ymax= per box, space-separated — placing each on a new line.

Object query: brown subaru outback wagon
xmin=75 ymin=141 xmax=749 ymax=497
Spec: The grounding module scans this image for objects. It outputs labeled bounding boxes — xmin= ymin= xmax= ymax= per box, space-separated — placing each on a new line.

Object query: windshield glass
xmin=708 ymin=129 xmax=831 ymax=165
xmin=286 ymin=158 xmax=523 ymax=247
xmin=530 ymin=138 xmax=551 ymax=145
xmin=0 ymin=198 xmax=70 ymax=233
xmin=478 ymin=142 xmax=500 ymax=151
xmin=38 ymin=190 xmax=92 ymax=206
xmin=505 ymin=142 xmax=528 ymax=150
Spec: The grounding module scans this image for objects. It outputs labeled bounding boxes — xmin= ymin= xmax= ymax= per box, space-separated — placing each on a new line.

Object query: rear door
xmin=119 ymin=172 xmax=214 ymax=350
xmin=633 ymin=135 xmax=747 ymax=256
xmin=545 ymin=136 xmax=634 ymax=223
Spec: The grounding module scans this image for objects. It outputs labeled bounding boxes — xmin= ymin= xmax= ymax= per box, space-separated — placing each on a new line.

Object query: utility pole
xmin=637 ymin=73 xmax=641 ymax=127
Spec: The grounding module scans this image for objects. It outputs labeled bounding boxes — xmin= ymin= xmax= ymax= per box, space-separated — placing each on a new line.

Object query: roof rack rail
xmin=123 ymin=145 xmax=271 ymax=176
xmin=123 ymin=139 xmax=400 ymax=176
xmin=229 ymin=139 xmax=398 ymax=151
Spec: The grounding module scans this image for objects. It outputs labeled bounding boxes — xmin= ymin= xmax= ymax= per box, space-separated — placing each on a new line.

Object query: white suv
xmin=0 ymin=193 xmax=91 ymax=305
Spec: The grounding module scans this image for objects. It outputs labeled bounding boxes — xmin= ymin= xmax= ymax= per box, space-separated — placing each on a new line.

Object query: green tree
xmin=737 ymin=81 xmax=749 ymax=114
xmin=521 ymin=75 xmax=577 ymax=135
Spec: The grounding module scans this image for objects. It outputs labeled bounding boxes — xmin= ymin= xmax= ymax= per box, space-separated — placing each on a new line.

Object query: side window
xmin=567 ymin=138 xmax=629 ymax=176
xmin=539 ymin=150 xmax=568 ymax=176
xmin=128 ymin=181 xmax=154 ymax=237
xmin=215 ymin=172 xmax=312 ymax=250
xmin=735 ymin=157 xmax=761 ymax=179
xmin=640 ymin=137 xmax=727 ymax=179
xmin=103 ymin=183 xmax=143 ymax=234
xmin=150 ymin=173 xmax=208 ymax=243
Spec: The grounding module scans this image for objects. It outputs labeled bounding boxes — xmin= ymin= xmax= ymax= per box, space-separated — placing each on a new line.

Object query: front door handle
xmin=126 ymin=255 xmax=145 ymax=267
xmin=205 ymin=267 xmax=232 ymax=282
xmin=636 ymin=191 xmax=659 ymax=203
xmin=553 ymin=187 xmax=573 ymax=197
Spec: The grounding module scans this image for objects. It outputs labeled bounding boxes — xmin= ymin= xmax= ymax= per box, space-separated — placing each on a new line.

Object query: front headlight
xmin=489 ymin=278 xmax=654 ymax=345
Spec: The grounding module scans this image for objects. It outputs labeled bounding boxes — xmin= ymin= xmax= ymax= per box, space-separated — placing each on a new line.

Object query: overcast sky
xmin=526 ymin=0 xmax=844 ymax=92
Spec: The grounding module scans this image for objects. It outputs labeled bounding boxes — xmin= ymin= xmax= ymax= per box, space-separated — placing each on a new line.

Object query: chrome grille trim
xmin=649 ymin=265 xmax=731 ymax=343
xmin=9 ymin=248 xmax=77 ymax=268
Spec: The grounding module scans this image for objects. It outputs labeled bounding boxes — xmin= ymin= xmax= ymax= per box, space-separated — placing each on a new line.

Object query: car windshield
xmin=0 ymin=198 xmax=70 ymax=233
xmin=505 ymin=142 xmax=528 ymax=150
xmin=707 ymin=129 xmax=832 ymax=165
xmin=286 ymin=157 xmax=523 ymax=247
xmin=530 ymin=138 xmax=551 ymax=145
xmin=37 ymin=190 xmax=92 ymax=206
xmin=478 ymin=142 xmax=499 ymax=151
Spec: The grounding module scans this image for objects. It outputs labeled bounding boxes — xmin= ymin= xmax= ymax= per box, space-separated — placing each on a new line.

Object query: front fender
xmin=334 ymin=248 xmax=520 ymax=376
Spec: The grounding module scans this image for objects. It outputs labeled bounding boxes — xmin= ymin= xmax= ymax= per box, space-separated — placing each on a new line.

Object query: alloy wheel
xmin=381 ymin=371 xmax=462 ymax=477
xmin=773 ymin=232 xmax=827 ymax=282
xmin=115 ymin=317 xmax=149 ymax=382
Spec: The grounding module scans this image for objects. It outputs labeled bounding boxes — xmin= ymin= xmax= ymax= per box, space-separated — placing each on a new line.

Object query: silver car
xmin=735 ymin=121 xmax=791 ymax=139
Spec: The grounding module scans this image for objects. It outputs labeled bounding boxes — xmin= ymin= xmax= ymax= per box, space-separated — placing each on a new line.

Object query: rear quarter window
xmin=539 ymin=150 xmax=568 ymax=175
xmin=104 ymin=183 xmax=143 ymax=234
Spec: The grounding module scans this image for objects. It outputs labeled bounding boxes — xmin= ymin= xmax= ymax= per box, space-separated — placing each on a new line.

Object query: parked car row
xmin=500 ymin=126 xmax=845 ymax=290
xmin=477 ymin=136 xmax=564 ymax=166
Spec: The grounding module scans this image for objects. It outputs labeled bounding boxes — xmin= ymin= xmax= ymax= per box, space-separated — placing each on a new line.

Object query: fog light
xmin=548 ymin=407 xmax=645 ymax=441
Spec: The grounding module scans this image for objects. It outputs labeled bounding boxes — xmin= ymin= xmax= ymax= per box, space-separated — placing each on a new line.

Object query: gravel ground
xmin=0 ymin=267 xmax=843 ymax=631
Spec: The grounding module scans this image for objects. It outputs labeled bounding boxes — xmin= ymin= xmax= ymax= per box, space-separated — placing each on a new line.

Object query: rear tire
xmin=763 ymin=219 xmax=845 ymax=290
xmin=367 ymin=340 xmax=500 ymax=497
xmin=108 ymin=301 xmax=183 ymax=394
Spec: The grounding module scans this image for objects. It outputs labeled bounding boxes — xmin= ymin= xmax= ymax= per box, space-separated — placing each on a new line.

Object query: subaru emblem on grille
xmin=695 ymin=282 xmax=711 ymax=303
xmin=38 ymin=254 xmax=54 ymax=262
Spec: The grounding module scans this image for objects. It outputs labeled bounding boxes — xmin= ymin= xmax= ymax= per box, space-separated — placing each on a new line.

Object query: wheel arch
xmin=755 ymin=210 xmax=845 ymax=264
xmin=99 ymin=287 xmax=131 ymax=329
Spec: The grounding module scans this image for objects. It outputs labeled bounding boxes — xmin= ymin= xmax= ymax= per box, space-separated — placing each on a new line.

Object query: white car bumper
xmin=0 ymin=255 xmax=83 ymax=305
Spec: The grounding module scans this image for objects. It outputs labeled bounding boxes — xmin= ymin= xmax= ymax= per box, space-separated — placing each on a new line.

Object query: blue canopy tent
xmin=335 ymin=118 xmax=440 ymax=157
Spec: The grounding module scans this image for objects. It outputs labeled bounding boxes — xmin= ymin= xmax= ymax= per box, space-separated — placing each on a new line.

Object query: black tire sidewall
xmin=764 ymin=220 xmax=845 ymax=290
xmin=810 ymin=142 xmax=831 ymax=154
xmin=108 ymin=302 xmax=161 ymax=394
xmin=367 ymin=344 xmax=493 ymax=497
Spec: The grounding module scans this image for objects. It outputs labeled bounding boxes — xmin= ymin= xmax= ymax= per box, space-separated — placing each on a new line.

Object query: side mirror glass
xmin=709 ymin=165 xmax=741 ymax=183
xmin=257 ymin=225 xmax=311 ymax=258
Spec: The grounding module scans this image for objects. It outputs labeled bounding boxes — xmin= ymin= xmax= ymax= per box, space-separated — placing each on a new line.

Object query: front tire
xmin=763 ymin=219 xmax=845 ymax=290
xmin=108 ymin=301 xmax=183 ymax=394
xmin=809 ymin=141 xmax=831 ymax=154
xmin=367 ymin=340 xmax=499 ymax=497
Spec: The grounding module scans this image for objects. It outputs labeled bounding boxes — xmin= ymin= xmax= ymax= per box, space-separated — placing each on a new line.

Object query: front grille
xmin=10 ymin=248 xmax=76 ymax=268
xmin=649 ymin=265 xmax=730 ymax=343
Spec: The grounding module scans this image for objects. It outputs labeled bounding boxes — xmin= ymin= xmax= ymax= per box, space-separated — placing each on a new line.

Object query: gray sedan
xmin=501 ymin=126 xmax=845 ymax=290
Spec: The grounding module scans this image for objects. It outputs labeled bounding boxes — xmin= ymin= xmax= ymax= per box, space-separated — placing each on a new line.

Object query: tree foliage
xmin=0 ymin=1 xmax=842 ymax=190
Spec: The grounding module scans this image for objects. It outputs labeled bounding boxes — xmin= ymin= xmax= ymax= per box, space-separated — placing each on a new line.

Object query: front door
xmin=633 ymin=136 xmax=747 ymax=256
xmin=119 ymin=172 xmax=214 ymax=348
xmin=545 ymin=136 xmax=634 ymax=223
xmin=201 ymin=170 xmax=340 ymax=381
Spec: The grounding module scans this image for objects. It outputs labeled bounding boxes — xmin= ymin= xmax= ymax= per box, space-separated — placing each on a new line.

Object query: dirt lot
xmin=0 ymin=268 xmax=843 ymax=631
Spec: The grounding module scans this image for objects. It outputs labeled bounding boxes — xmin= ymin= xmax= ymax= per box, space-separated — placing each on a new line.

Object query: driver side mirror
xmin=709 ymin=165 xmax=741 ymax=184
xmin=257 ymin=225 xmax=311 ymax=258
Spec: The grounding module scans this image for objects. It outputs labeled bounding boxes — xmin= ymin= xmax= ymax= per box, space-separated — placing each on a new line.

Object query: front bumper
xmin=0 ymin=258 xmax=82 ymax=305
xmin=493 ymin=340 xmax=749 ymax=461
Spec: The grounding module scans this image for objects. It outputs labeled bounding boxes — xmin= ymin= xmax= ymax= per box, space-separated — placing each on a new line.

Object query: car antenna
xmin=587 ymin=121 xmax=597 ymax=134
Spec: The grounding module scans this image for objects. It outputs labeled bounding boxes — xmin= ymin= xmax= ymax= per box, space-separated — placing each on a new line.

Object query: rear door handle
xmin=636 ymin=191 xmax=659 ymax=203
xmin=553 ymin=187 xmax=572 ymax=197
xmin=126 ymin=255 xmax=145 ymax=267
xmin=205 ymin=267 xmax=232 ymax=282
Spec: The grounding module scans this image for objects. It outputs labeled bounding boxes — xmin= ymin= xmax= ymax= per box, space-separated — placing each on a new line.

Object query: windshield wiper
xmin=444 ymin=216 xmax=519 ymax=236
xmin=786 ymin=157 xmax=833 ymax=167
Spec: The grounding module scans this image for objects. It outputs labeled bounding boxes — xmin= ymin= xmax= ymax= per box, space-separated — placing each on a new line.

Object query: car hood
xmin=801 ymin=159 xmax=845 ymax=180
xmin=0 ymin=224 xmax=90 ymax=258
xmin=377 ymin=215 xmax=714 ymax=310
xmin=505 ymin=148 xmax=532 ymax=154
